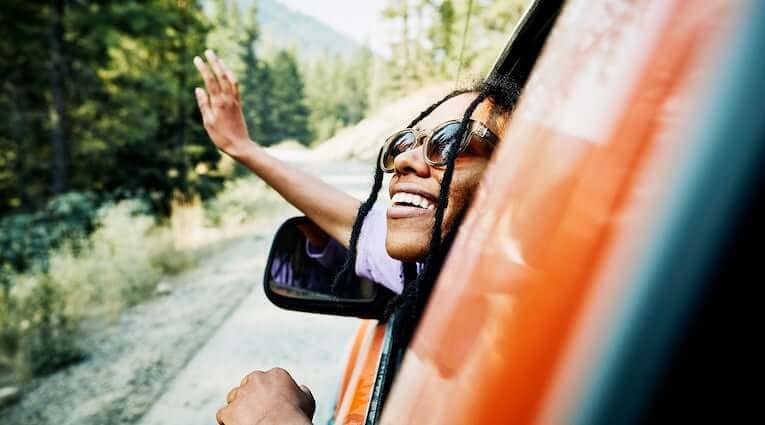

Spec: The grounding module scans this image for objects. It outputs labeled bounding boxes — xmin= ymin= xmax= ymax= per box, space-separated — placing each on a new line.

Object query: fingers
xmin=226 ymin=386 xmax=239 ymax=404
xmin=242 ymin=370 xmax=264 ymax=385
xmin=265 ymin=368 xmax=314 ymax=419
xmin=222 ymin=369 xmax=313 ymax=425
xmin=195 ymin=87 xmax=214 ymax=125
xmin=218 ymin=57 xmax=240 ymax=100
xmin=205 ymin=50 xmax=233 ymax=94
xmin=193 ymin=55 xmax=221 ymax=96
xmin=267 ymin=367 xmax=297 ymax=386
xmin=299 ymin=384 xmax=316 ymax=419
xmin=216 ymin=407 xmax=227 ymax=425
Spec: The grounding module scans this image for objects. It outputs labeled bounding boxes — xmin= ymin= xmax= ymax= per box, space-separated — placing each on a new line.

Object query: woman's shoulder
xmin=356 ymin=206 xmax=404 ymax=294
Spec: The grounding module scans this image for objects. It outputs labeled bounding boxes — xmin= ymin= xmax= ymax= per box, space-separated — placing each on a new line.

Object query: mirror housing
xmin=263 ymin=216 xmax=396 ymax=320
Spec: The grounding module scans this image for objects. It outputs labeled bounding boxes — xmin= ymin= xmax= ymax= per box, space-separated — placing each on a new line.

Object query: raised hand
xmin=194 ymin=49 xmax=252 ymax=157
xmin=192 ymin=51 xmax=361 ymax=251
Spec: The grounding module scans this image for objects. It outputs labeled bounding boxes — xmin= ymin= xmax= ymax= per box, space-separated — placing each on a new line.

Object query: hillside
xmin=311 ymin=82 xmax=455 ymax=160
xmin=234 ymin=0 xmax=363 ymax=58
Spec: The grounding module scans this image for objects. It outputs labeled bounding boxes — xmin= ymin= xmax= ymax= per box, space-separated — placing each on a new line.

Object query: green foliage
xmin=46 ymin=200 xmax=167 ymax=313
xmin=0 ymin=1 xmax=54 ymax=211
xmin=0 ymin=0 xmax=222 ymax=216
xmin=17 ymin=275 xmax=83 ymax=376
xmin=304 ymin=49 xmax=373 ymax=142
xmin=0 ymin=199 xmax=195 ymax=379
xmin=0 ymin=192 xmax=99 ymax=275
xmin=210 ymin=1 xmax=316 ymax=146
xmin=237 ymin=2 xmax=278 ymax=146
xmin=208 ymin=0 xmax=248 ymax=75
xmin=269 ymin=50 xmax=312 ymax=145
xmin=376 ymin=0 xmax=530 ymax=100
xmin=204 ymin=177 xmax=283 ymax=227
xmin=84 ymin=2 xmax=223 ymax=214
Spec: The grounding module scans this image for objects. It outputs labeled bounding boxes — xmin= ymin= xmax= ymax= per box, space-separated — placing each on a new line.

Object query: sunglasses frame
xmin=379 ymin=119 xmax=499 ymax=173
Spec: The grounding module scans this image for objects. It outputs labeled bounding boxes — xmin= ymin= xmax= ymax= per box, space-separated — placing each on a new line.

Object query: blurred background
xmin=0 ymin=1 xmax=528 ymax=424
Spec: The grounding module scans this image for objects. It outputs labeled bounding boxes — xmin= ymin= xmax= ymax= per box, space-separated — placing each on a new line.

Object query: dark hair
xmin=334 ymin=74 xmax=520 ymax=321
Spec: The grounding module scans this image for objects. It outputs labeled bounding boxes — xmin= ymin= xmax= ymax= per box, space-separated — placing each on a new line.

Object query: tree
xmin=207 ymin=0 xmax=246 ymax=74
xmin=238 ymin=2 xmax=277 ymax=146
xmin=0 ymin=1 xmax=51 ymax=212
xmin=0 ymin=0 xmax=222 ymax=216
xmin=376 ymin=0 xmax=531 ymax=95
xmin=78 ymin=1 xmax=221 ymax=213
xmin=381 ymin=0 xmax=415 ymax=96
xmin=269 ymin=50 xmax=312 ymax=145
xmin=49 ymin=0 xmax=69 ymax=195
xmin=427 ymin=0 xmax=456 ymax=76
xmin=342 ymin=48 xmax=374 ymax=125
xmin=304 ymin=49 xmax=373 ymax=142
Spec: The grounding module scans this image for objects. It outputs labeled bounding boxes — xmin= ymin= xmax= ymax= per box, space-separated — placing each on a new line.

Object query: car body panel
xmin=333 ymin=320 xmax=386 ymax=425
xmin=333 ymin=320 xmax=373 ymax=414
xmin=379 ymin=0 xmax=743 ymax=424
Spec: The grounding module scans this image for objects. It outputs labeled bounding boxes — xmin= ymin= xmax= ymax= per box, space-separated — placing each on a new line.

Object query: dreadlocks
xmin=398 ymin=91 xmax=487 ymax=316
xmin=399 ymin=74 xmax=520 ymax=319
xmin=335 ymin=74 xmax=520 ymax=321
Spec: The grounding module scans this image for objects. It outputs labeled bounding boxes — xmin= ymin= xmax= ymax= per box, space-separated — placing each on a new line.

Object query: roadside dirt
xmin=1 ymin=234 xmax=270 ymax=425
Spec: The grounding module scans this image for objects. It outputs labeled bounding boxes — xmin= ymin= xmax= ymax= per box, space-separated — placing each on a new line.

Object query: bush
xmin=204 ymin=177 xmax=285 ymax=228
xmin=0 ymin=192 xmax=99 ymax=274
xmin=0 ymin=176 xmax=284 ymax=382
xmin=18 ymin=275 xmax=83 ymax=376
xmin=0 ymin=199 xmax=196 ymax=380
xmin=0 ymin=272 xmax=84 ymax=377
xmin=49 ymin=200 xmax=164 ymax=318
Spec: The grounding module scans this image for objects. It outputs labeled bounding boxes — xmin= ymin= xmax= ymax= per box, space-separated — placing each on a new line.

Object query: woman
xmin=193 ymin=49 xmax=519 ymax=425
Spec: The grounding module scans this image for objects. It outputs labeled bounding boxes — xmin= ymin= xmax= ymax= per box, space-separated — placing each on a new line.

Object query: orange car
xmin=264 ymin=0 xmax=763 ymax=423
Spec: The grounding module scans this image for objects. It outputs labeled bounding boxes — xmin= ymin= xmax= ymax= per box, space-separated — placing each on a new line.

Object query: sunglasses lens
xmin=426 ymin=122 xmax=462 ymax=165
xmin=382 ymin=131 xmax=417 ymax=170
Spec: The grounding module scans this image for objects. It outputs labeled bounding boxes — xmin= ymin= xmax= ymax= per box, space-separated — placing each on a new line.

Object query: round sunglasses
xmin=379 ymin=119 xmax=499 ymax=173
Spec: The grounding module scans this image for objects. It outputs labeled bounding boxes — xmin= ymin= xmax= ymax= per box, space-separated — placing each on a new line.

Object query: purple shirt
xmin=306 ymin=207 xmax=409 ymax=294
xmin=355 ymin=207 xmax=406 ymax=294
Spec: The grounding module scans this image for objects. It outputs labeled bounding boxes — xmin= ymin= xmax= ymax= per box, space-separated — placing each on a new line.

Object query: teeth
xmin=392 ymin=192 xmax=434 ymax=209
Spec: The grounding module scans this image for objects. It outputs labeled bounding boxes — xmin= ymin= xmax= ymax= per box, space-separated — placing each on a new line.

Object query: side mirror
xmin=263 ymin=216 xmax=396 ymax=319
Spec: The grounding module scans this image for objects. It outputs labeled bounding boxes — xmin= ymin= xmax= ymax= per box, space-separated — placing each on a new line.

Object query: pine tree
xmin=239 ymin=2 xmax=278 ymax=146
xmin=269 ymin=50 xmax=312 ymax=145
xmin=0 ymin=1 xmax=220 ymax=215
xmin=0 ymin=1 xmax=51 ymax=212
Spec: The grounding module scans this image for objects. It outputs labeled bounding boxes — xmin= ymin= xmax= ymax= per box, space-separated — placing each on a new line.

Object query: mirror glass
xmin=266 ymin=217 xmax=377 ymax=302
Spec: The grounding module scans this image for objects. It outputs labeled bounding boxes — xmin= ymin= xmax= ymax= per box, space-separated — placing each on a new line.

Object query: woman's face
xmin=385 ymin=93 xmax=508 ymax=262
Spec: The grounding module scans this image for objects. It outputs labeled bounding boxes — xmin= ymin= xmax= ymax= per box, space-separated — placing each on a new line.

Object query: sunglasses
xmin=379 ymin=119 xmax=499 ymax=173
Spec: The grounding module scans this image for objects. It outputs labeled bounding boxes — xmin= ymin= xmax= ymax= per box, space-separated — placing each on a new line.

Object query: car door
xmin=379 ymin=0 xmax=760 ymax=423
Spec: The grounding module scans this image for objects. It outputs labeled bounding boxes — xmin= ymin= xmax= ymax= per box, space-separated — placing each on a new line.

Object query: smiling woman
xmin=193 ymin=45 xmax=519 ymax=424
xmin=381 ymin=90 xmax=512 ymax=264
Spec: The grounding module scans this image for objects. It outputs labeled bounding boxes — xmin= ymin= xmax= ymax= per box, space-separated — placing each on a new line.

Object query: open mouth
xmin=391 ymin=192 xmax=435 ymax=210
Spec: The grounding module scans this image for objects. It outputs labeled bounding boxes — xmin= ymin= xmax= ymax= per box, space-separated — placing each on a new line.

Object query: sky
xmin=278 ymin=0 xmax=390 ymax=55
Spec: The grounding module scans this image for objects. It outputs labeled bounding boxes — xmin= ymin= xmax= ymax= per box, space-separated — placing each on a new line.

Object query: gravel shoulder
xmin=2 ymin=234 xmax=271 ymax=425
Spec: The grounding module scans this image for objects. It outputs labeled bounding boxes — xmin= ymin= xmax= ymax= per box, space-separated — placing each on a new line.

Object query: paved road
xmin=138 ymin=156 xmax=379 ymax=425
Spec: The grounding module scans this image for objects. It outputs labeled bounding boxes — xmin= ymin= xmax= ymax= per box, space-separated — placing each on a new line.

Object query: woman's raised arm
xmin=193 ymin=49 xmax=360 ymax=247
